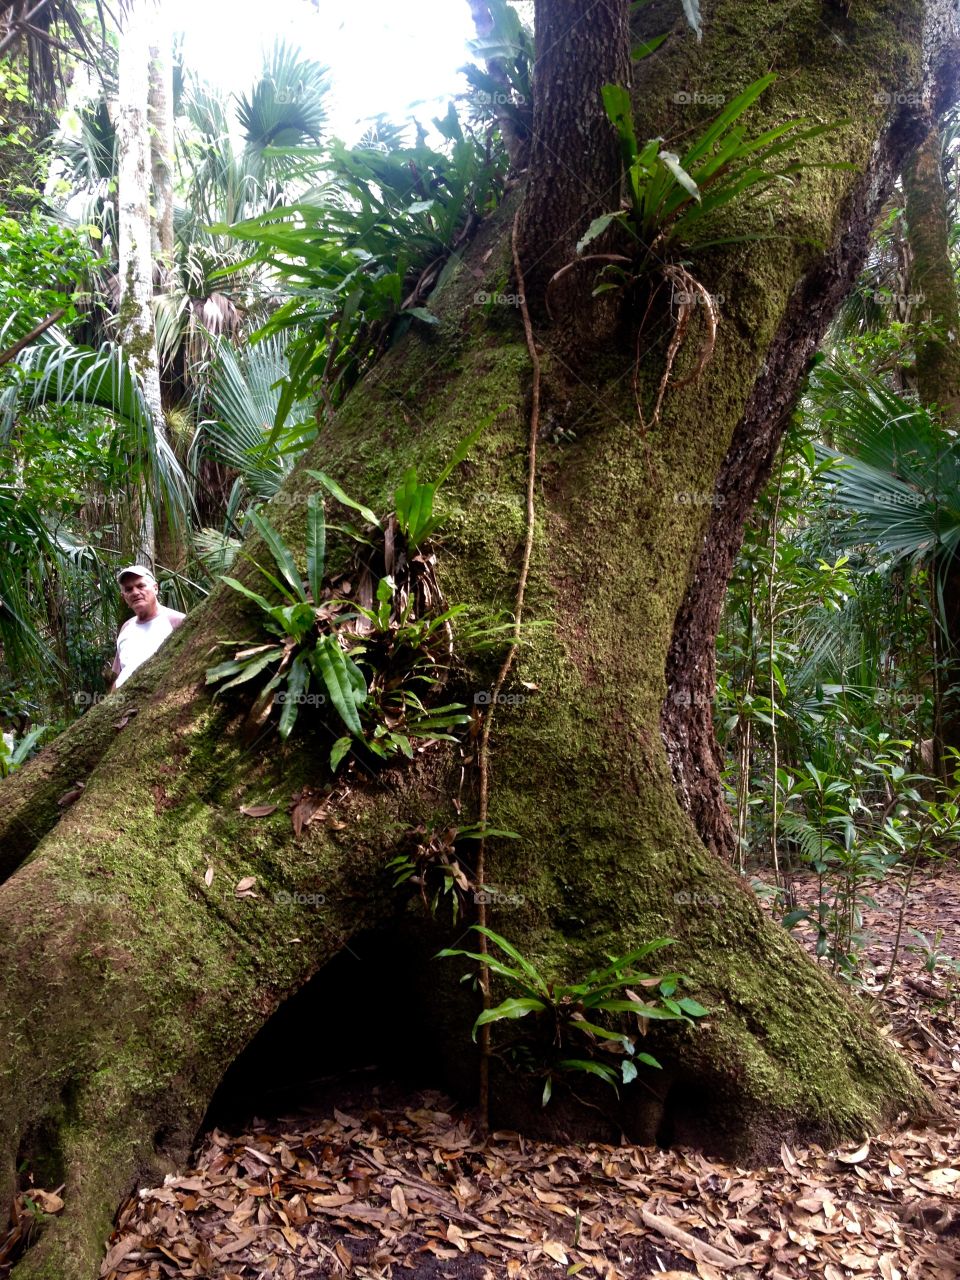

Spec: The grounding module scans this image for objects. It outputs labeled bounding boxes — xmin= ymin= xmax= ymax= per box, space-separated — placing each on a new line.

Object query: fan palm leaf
xmin=188 ymin=335 xmax=311 ymax=504
xmin=812 ymin=360 xmax=960 ymax=567
xmin=6 ymin=329 xmax=191 ymax=539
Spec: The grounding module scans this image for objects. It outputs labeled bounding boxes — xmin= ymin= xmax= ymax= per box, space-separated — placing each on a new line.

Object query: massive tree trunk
xmin=2 ymin=2 xmax=958 ymax=1277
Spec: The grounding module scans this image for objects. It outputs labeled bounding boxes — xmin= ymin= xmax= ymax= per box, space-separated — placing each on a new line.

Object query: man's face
xmin=120 ymin=574 xmax=159 ymax=620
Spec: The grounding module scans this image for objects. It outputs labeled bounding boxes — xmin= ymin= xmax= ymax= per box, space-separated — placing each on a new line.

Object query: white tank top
xmin=115 ymin=611 xmax=177 ymax=687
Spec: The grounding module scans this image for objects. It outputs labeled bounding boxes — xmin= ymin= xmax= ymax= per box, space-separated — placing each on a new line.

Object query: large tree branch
xmin=661 ymin=0 xmax=960 ymax=858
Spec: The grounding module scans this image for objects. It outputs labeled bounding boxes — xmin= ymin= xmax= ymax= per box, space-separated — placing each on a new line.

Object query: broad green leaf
xmin=278 ymin=653 xmax=310 ymax=739
xmin=631 ymin=32 xmax=668 ymax=59
xmin=313 ymin=635 xmax=366 ymax=736
xmin=306 ymin=469 xmax=381 ymax=528
xmin=219 ymin=576 xmax=276 ymax=613
xmin=306 ymin=494 xmax=326 ymax=602
xmin=472 ymin=996 xmax=546 ymax=1039
xmin=249 ymin=508 xmax=307 ymax=602
xmin=576 ymin=211 xmax=627 ymax=255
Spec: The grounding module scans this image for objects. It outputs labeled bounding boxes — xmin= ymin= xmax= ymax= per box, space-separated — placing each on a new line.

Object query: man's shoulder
xmin=160 ymin=606 xmax=187 ymax=628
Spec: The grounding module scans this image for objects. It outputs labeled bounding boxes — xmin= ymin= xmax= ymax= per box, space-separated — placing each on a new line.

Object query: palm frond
xmin=188 ymin=336 xmax=311 ymax=503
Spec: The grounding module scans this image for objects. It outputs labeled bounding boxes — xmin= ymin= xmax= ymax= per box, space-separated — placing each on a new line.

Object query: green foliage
xmin=460 ymin=0 xmax=532 ymax=143
xmin=907 ymin=928 xmax=960 ymax=980
xmin=0 ymin=724 xmax=47 ymax=777
xmin=438 ymin=927 xmax=707 ymax=1104
xmin=206 ymin=433 xmax=493 ymax=764
xmin=386 ymin=820 xmax=520 ymax=922
xmin=216 ymin=112 xmax=507 ymax=433
xmin=580 ymin=75 xmax=846 ymax=266
xmin=0 ymin=207 xmax=97 ymax=362
xmin=188 ymin=336 xmax=314 ymax=511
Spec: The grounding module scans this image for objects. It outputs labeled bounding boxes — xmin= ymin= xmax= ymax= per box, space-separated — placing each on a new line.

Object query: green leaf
xmin=278 ymin=652 xmax=310 ymax=739
xmin=658 ymin=151 xmax=700 ymax=202
xmin=313 ymin=635 xmax=367 ymax=736
xmin=470 ymin=925 xmax=548 ymax=993
xmin=434 ymin=947 xmax=531 ymax=988
xmin=306 ymin=494 xmax=326 ymax=602
xmin=249 ymin=509 xmax=307 ymax=602
xmin=472 ymin=996 xmax=546 ymax=1039
xmin=405 ymin=306 xmax=439 ymax=324
xmin=601 ymin=83 xmax=637 ymax=162
xmin=307 ymin=469 xmax=381 ymax=528
xmin=435 ymin=414 xmax=497 ymax=488
xmin=330 ymin=735 xmax=352 ymax=771
xmin=556 ymin=1059 xmax=620 ymax=1090
xmin=576 ymin=210 xmax=627 ymax=255
xmin=675 ymin=997 xmax=709 ymax=1017
xmin=219 ymin=576 xmax=276 ymax=614
xmin=585 ymin=939 xmax=676 ymax=985
xmin=631 ymin=32 xmax=668 ymax=60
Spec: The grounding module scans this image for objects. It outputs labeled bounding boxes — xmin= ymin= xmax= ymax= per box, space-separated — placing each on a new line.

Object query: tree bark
xmin=901 ymin=124 xmax=960 ymax=766
xmin=116 ymin=0 xmax=165 ymax=565
xmin=1 ymin=2 xmax=957 ymax=1278
xmin=664 ymin=0 xmax=960 ymax=857
xmin=147 ymin=11 xmax=175 ymax=279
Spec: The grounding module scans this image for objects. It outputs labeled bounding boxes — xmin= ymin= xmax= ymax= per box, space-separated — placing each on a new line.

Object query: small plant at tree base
xmin=438 ymin=926 xmax=708 ymax=1105
xmin=0 ymin=726 xmax=47 ymax=779
xmin=906 ymin=928 xmax=960 ymax=981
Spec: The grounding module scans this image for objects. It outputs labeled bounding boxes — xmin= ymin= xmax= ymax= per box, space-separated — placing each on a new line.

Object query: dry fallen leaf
xmin=29 ymin=1189 xmax=64 ymax=1214
xmin=234 ymin=876 xmax=257 ymax=896
xmin=203 ymin=866 xmax=214 ymax=887
xmin=836 ymin=1140 xmax=871 ymax=1165
xmin=240 ymin=804 xmax=278 ymax=818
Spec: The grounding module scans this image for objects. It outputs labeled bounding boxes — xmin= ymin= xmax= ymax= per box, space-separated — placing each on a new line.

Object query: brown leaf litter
xmin=4 ymin=867 xmax=960 ymax=1280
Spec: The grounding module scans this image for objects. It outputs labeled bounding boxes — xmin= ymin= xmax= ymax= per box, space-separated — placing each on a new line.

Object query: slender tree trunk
xmin=116 ymin=0 xmax=165 ymax=566
xmin=903 ymin=125 xmax=960 ymax=765
xmin=903 ymin=126 xmax=960 ymax=416
xmin=148 ymin=11 xmax=175 ymax=278
xmin=1 ymin=3 xmax=958 ymax=1278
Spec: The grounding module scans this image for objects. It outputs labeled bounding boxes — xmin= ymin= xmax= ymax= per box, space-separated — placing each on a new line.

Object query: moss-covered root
xmin=493 ymin=902 xmax=933 ymax=1161
xmin=0 ymin=639 xmax=183 ymax=883
xmin=7 ymin=1087 xmax=153 ymax=1280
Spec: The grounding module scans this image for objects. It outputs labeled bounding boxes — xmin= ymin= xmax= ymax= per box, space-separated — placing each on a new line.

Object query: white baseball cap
xmin=117 ymin=564 xmax=157 ymax=584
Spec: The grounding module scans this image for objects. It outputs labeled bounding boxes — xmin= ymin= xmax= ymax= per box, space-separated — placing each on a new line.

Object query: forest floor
xmin=7 ymin=865 xmax=960 ymax=1280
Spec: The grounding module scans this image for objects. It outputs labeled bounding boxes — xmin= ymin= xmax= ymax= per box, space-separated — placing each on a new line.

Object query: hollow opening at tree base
xmin=197 ymin=921 xmax=693 ymax=1152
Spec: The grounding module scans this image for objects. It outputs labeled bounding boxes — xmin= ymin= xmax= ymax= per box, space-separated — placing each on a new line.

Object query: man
xmin=110 ymin=566 xmax=186 ymax=690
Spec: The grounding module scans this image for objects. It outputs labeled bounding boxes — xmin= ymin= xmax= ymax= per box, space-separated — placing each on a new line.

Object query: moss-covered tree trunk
xmin=902 ymin=125 xmax=960 ymax=763
xmin=1 ymin=2 xmax=957 ymax=1277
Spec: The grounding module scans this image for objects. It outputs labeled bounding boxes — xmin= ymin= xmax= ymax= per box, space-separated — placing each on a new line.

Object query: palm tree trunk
xmin=116 ymin=0 xmax=165 ymax=565
xmin=148 ymin=10 xmax=175 ymax=280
